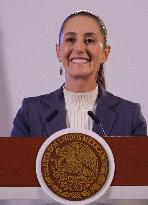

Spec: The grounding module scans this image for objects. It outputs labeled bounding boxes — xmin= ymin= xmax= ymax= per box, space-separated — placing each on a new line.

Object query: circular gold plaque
xmin=36 ymin=129 xmax=115 ymax=205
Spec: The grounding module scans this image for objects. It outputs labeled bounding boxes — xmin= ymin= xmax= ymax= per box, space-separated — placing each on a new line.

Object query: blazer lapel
xmin=39 ymin=87 xmax=67 ymax=137
xmin=92 ymin=85 xmax=120 ymax=136
xmin=39 ymin=85 xmax=120 ymax=137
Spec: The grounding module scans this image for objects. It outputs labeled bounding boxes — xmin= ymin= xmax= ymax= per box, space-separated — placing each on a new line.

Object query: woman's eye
xmin=65 ymin=38 xmax=75 ymax=43
xmin=84 ymin=39 xmax=95 ymax=44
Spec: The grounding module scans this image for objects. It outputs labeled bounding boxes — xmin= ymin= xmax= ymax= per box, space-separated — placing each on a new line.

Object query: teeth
xmin=71 ymin=59 xmax=88 ymax=64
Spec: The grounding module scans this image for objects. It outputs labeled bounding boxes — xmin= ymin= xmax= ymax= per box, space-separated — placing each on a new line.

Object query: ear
xmin=101 ymin=46 xmax=111 ymax=64
xmin=56 ymin=43 xmax=62 ymax=62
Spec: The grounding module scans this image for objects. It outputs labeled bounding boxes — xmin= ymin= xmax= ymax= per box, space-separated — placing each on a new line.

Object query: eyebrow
xmin=84 ymin=32 xmax=97 ymax=37
xmin=64 ymin=32 xmax=76 ymax=36
xmin=64 ymin=32 xmax=97 ymax=37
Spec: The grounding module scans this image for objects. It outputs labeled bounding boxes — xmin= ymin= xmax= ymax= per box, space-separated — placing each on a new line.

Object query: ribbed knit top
xmin=63 ymin=86 xmax=98 ymax=130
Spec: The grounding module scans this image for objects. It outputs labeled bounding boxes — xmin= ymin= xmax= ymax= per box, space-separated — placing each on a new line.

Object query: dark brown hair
xmin=59 ymin=10 xmax=109 ymax=88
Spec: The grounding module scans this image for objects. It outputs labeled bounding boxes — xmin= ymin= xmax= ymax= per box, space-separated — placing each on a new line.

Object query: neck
xmin=65 ymin=77 xmax=97 ymax=93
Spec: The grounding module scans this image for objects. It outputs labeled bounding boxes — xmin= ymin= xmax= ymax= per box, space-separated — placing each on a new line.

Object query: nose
xmin=73 ymin=39 xmax=86 ymax=54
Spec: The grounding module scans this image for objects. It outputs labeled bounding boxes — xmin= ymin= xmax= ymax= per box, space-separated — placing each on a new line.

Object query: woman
xmin=11 ymin=10 xmax=147 ymax=136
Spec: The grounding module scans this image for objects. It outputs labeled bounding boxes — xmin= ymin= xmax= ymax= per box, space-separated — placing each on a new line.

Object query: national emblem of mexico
xmin=36 ymin=129 xmax=115 ymax=205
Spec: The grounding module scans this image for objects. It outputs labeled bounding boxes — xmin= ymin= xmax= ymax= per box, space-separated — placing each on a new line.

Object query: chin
xmin=69 ymin=66 xmax=91 ymax=75
xmin=69 ymin=71 xmax=94 ymax=79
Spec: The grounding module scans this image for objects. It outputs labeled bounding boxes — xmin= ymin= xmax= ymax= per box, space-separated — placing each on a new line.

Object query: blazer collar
xmin=92 ymin=85 xmax=120 ymax=136
xmin=39 ymin=84 xmax=120 ymax=137
xmin=39 ymin=86 xmax=67 ymax=136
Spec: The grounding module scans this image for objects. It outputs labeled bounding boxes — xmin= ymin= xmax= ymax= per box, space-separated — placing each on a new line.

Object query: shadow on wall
xmin=0 ymin=16 xmax=11 ymax=136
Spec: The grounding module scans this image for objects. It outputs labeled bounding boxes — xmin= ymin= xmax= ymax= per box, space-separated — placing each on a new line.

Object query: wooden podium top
xmin=0 ymin=137 xmax=148 ymax=187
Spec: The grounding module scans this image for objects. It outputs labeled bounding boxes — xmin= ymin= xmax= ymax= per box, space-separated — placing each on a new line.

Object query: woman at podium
xmin=11 ymin=10 xmax=147 ymax=137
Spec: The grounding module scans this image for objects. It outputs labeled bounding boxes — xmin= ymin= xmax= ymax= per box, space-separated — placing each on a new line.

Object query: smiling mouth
xmin=70 ymin=58 xmax=90 ymax=64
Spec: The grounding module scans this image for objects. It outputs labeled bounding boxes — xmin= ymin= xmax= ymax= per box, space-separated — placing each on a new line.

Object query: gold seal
xmin=41 ymin=133 xmax=109 ymax=201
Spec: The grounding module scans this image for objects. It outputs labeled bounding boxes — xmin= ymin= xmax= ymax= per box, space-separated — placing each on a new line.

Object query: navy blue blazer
xmin=11 ymin=85 xmax=147 ymax=137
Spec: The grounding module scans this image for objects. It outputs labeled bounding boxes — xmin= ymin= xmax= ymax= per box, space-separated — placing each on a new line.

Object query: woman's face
xmin=56 ymin=15 xmax=110 ymax=82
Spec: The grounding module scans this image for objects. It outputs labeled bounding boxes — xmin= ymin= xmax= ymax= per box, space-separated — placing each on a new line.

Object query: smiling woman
xmin=11 ymin=10 xmax=147 ymax=137
xmin=57 ymin=11 xmax=110 ymax=91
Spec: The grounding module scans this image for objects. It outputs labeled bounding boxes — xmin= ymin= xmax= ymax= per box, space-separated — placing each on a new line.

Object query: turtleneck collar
xmin=63 ymin=85 xmax=98 ymax=111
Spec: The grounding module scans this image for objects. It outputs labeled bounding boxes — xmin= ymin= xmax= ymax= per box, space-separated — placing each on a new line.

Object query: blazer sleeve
xmin=11 ymin=98 xmax=30 ymax=136
xmin=131 ymin=103 xmax=147 ymax=136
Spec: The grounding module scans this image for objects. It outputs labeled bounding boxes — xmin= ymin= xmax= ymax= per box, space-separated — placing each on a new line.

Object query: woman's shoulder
xmin=110 ymin=92 xmax=138 ymax=106
xmin=24 ymin=87 xmax=62 ymax=103
xmin=20 ymin=87 xmax=63 ymax=113
xmin=101 ymin=86 xmax=139 ymax=109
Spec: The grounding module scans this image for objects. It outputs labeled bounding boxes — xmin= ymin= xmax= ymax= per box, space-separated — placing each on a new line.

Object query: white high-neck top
xmin=63 ymin=86 xmax=98 ymax=130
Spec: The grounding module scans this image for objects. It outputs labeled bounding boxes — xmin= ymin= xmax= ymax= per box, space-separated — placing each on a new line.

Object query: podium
xmin=0 ymin=137 xmax=148 ymax=202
